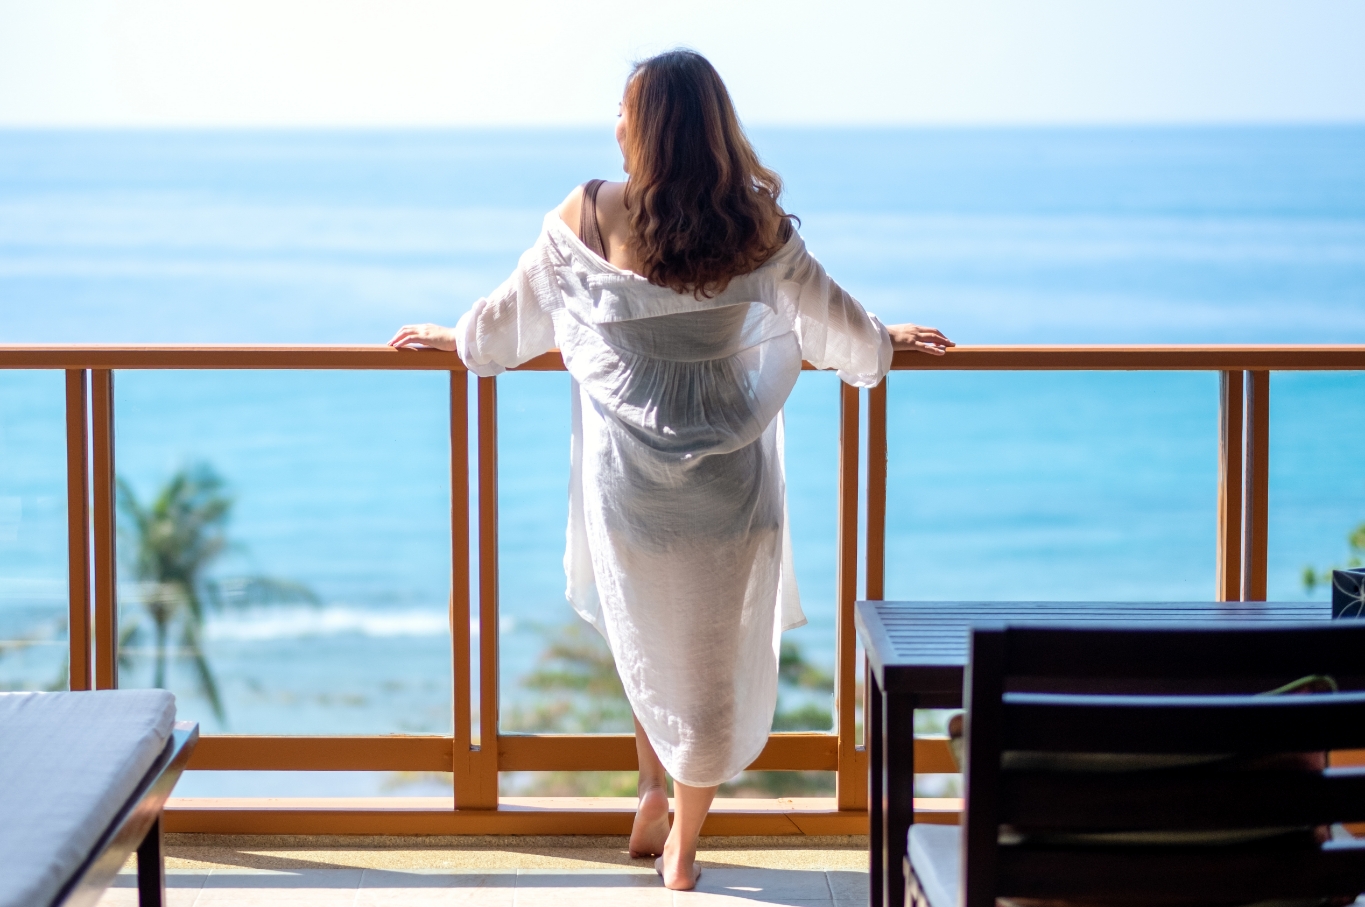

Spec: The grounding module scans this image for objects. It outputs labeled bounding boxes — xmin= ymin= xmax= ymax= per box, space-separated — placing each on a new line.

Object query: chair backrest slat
xmin=1002 ymin=691 xmax=1365 ymax=753
xmin=1002 ymin=766 xmax=1365 ymax=831
xmin=999 ymin=622 xmax=1365 ymax=679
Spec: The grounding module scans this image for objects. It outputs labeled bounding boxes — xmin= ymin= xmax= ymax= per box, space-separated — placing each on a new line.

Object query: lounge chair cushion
xmin=908 ymin=823 xmax=960 ymax=907
xmin=0 ymin=690 xmax=175 ymax=907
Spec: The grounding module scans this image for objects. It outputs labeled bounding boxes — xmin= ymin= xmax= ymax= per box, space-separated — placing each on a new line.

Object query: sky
xmin=0 ymin=0 xmax=1363 ymax=127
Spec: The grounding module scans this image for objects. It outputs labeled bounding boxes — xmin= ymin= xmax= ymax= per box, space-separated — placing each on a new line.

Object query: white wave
xmin=0 ymin=578 xmax=67 ymax=604
xmin=204 ymin=605 xmax=515 ymax=641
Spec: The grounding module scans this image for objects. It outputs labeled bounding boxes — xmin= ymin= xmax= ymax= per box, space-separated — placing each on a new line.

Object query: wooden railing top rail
xmin=3 ymin=344 xmax=1364 ymax=371
xmin=886 ymin=345 xmax=1365 ymax=371
xmin=0 ymin=345 xmax=469 ymax=370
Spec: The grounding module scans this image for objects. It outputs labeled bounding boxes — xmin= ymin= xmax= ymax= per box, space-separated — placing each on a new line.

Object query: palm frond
xmin=116 ymin=462 xmax=318 ymax=724
xmin=779 ymin=638 xmax=834 ymax=690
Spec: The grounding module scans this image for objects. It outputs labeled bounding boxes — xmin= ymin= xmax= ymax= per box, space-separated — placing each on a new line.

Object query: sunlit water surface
xmin=1 ymin=127 xmax=1363 ymax=796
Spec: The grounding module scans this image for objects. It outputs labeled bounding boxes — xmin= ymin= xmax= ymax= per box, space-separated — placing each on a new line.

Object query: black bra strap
xmin=580 ymin=179 xmax=608 ymax=259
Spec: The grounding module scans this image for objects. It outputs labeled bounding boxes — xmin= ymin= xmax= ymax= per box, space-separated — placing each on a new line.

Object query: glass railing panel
xmin=493 ymin=370 xmax=620 ymax=797
xmin=884 ymin=370 xmax=1220 ymax=601
xmin=1269 ymin=371 xmax=1365 ymax=602
xmin=492 ymin=371 xmax=594 ymax=735
xmin=779 ymin=372 xmax=841 ymax=736
xmin=0 ymin=370 xmax=70 ymax=691
xmin=112 ymin=370 xmax=453 ymax=739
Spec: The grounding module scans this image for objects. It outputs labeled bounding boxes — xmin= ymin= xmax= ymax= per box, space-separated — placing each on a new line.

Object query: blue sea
xmin=1 ymin=127 xmax=1364 ymax=796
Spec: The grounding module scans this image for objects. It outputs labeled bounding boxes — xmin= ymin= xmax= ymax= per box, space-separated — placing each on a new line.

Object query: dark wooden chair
xmin=906 ymin=622 xmax=1365 ymax=907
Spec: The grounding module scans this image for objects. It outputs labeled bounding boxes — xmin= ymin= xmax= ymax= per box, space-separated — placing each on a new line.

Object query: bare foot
xmin=654 ymin=837 xmax=702 ymax=890
xmin=629 ymin=786 xmax=670 ymax=858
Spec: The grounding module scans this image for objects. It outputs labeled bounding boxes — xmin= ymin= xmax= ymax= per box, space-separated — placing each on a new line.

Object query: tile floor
xmin=96 ymin=836 xmax=869 ymax=907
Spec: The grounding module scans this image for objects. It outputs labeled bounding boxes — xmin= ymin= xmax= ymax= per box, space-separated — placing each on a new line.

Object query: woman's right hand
xmin=389 ymin=323 xmax=457 ymax=351
xmin=888 ymin=323 xmax=954 ymax=356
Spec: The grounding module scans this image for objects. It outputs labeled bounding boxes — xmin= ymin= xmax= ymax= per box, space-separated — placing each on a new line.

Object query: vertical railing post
xmin=1241 ymin=371 xmax=1270 ymax=601
xmin=1215 ymin=371 xmax=1244 ymax=602
xmin=865 ymin=378 xmax=888 ymax=603
xmin=836 ymin=382 xmax=867 ymax=810
xmin=90 ymin=369 xmax=118 ymax=689
xmin=449 ymin=370 xmax=478 ymax=808
xmin=64 ymin=369 xmax=92 ymax=691
xmin=462 ymin=375 xmax=501 ymax=808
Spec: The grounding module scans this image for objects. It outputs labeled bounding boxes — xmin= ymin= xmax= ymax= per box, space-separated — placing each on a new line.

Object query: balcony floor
xmin=97 ymin=834 xmax=870 ymax=907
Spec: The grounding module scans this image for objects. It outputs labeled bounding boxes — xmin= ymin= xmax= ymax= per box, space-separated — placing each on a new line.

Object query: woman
xmin=390 ymin=49 xmax=952 ymax=889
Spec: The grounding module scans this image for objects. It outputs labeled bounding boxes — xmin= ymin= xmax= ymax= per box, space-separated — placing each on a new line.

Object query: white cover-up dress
xmin=456 ymin=212 xmax=892 ymax=786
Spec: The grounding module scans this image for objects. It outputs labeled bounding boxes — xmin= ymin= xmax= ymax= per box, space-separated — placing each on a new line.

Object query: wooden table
xmin=854 ymin=600 xmax=1331 ymax=907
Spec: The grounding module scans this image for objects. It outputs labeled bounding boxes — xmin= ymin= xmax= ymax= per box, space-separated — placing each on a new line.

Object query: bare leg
xmin=655 ymin=780 xmax=716 ymax=890
xmin=630 ymin=715 xmax=671 ymax=858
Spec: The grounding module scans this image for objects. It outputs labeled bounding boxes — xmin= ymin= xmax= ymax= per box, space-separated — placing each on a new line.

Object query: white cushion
xmin=0 ymin=690 xmax=175 ymax=907
xmin=908 ymin=823 xmax=961 ymax=907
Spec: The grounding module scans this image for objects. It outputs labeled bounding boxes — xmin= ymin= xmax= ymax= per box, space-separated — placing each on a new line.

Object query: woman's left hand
xmin=389 ymin=323 xmax=457 ymax=351
xmin=888 ymin=323 xmax=954 ymax=356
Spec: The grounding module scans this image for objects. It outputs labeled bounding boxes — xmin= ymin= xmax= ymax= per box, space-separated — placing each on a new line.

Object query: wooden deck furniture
xmin=904 ymin=621 xmax=1365 ymax=907
xmin=856 ymin=600 xmax=1334 ymax=907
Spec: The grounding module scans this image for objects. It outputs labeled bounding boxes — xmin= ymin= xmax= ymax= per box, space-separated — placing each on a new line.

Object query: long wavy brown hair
xmin=621 ymin=50 xmax=795 ymax=297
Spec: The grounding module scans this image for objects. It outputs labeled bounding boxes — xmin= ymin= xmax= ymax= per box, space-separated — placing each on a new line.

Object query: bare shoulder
xmin=594 ymin=180 xmax=630 ymax=237
xmin=555 ymin=184 xmax=587 ymax=238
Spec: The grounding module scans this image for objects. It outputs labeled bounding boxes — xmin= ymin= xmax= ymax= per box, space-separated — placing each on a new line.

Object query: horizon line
xmin=2 ymin=119 xmax=1364 ymax=132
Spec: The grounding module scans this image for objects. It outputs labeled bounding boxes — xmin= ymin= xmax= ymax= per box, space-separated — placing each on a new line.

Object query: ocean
xmin=1 ymin=127 xmax=1363 ymax=796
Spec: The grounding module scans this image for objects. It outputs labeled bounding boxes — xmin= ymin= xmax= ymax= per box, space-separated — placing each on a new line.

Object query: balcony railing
xmin=3 ymin=343 xmax=1364 ymax=835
